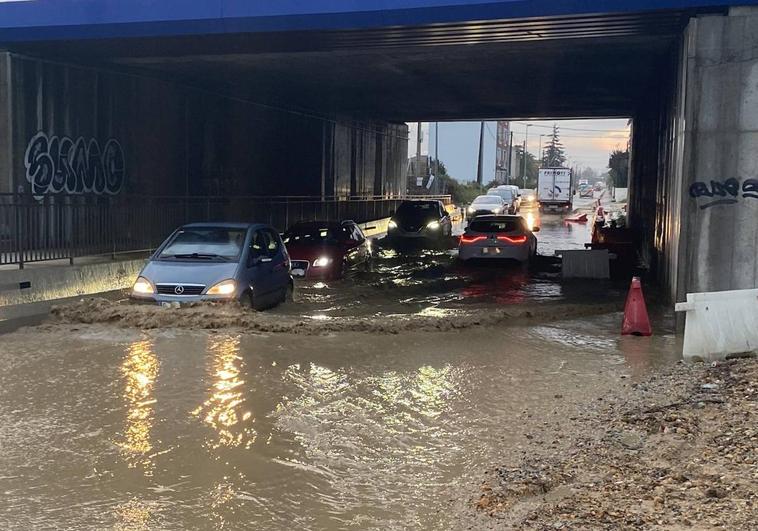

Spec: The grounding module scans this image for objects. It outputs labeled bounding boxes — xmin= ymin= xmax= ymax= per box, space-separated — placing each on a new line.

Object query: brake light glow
xmin=497 ymin=235 xmax=528 ymax=244
xmin=460 ymin=235 xmax=487 ymax=244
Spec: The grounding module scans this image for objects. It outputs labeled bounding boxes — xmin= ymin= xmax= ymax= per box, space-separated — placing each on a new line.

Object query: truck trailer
xmin=537 ymin=167 xmax=573 ymax=213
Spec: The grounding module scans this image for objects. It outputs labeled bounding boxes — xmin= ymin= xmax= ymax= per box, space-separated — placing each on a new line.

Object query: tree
xmin=607 ymin=149 xmax=629 ymax=188
xmin=430 ymin=158 xmax=484 ymax=204
xmin=541 ymin=124 xmax=567 ymax=168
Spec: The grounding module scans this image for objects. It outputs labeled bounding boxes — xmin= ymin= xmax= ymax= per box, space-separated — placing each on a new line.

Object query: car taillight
xmin=497 ymin=235 xmax=528 ymax=244
xmin=460 ymin=235 xmax=486 ymax=244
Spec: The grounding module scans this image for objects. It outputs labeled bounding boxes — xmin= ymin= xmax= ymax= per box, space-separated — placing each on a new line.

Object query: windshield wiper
xmin=169 ymin=253 xmax=231 ymax=261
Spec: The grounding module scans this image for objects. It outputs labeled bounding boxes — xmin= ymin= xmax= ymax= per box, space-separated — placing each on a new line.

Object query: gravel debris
xmin=475 ymin=358 xmax=757 ymax=529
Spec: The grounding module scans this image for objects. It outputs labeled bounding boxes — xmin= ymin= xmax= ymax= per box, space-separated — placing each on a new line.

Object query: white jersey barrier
xmin=675 ymin=288 xmax=758 ymax=361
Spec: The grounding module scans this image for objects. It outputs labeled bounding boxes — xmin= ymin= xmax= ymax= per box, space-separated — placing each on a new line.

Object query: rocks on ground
xmin=475 ymin=358 xmax=757 ymax=529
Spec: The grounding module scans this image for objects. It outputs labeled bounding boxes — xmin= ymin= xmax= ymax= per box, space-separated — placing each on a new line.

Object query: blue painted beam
xmin=0 ymin=0 xmax=753 ymax=42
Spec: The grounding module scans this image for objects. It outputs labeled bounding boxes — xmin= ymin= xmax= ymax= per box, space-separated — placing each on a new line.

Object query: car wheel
xmin=240 ymin=290 xmax=255 ymax=310
xmin=281 ymin=281 xmax=295 ymax=303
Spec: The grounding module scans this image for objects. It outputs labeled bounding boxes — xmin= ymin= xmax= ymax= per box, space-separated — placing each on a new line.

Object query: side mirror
xmin=532 ymin=226 xmax=541 ymax=232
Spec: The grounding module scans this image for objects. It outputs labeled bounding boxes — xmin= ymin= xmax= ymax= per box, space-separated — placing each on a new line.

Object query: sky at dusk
xmin=409 ymin=119 xmax=630 ymax=183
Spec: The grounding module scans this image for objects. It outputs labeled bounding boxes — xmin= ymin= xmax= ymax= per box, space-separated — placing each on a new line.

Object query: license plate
xmin=482 ymin=247 xmax=501 ymax=255
xmin=291 ymin=268 xmax=306 ymax=277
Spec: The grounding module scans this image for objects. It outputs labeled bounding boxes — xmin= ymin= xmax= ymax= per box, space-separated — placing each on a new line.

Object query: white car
xmin=458 ymin=215 xmax=539 ymax=263
xmin=467 ymin=195 xmax=506 ymax=219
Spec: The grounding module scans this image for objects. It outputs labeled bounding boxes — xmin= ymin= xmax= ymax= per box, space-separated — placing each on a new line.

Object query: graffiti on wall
xmin=689 ymin=178 xmax=758 ymax=209
xmin=24 ymin=132 xmax=125 ymax=199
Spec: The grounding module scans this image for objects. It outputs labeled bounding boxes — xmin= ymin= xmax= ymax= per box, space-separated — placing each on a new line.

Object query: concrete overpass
xmin=2 ymin=1 xmax=758 ymax=302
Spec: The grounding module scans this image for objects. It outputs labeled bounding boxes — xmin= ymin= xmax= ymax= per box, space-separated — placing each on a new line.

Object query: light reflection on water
xmin=192 ymin=335 xmax=256 ymax=450
xmin=0 ymin=316 xmax=681 ymax=529
xmin=118 ymin=339 xmax=159 ymax=475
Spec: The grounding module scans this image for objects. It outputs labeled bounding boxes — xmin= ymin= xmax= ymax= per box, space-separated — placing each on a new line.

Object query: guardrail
xmin=0 ymin=194 xmax=451 ymax=268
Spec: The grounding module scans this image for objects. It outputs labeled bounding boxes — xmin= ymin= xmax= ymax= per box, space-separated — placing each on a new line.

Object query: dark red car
xmin=284 ymin=220 xmax=372 ymax=279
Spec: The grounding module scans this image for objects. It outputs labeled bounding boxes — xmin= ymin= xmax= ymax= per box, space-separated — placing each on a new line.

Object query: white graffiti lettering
xmin=24 ymin=132 xmax=125 ymax=199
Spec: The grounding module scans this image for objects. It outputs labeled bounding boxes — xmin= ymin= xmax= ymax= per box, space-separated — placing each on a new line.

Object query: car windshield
xmin=396 ymin=202 xmax=438 ymax=215
xmin=488 ymin=190 xmax=513 ymax=200
xmin=157 ymin=227 xmax=246 ymax=260
xmin=285 ymin=224 xmax=344 ymax=243
xmin=473 ymin=195 xmax=502 ymax=205
xmin=469 ymin=219 xmax=522 ymax=233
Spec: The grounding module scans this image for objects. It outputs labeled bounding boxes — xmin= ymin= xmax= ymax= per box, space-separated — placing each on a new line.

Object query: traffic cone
xmin=621 ymin=277 xmax=652 ymax=336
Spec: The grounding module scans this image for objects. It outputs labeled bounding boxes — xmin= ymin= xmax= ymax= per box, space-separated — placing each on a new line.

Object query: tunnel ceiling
xmin=6 ymin=10 xmax=705 ymax=122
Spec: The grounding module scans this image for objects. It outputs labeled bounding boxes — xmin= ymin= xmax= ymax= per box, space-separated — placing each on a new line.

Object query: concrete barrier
xmin=0 ymin=257 xmax=146 ymax=307
xmin=555 ymin=249 xmax=611 ymax=279
xmin=675 ymin=288 xmax=758 ymax=361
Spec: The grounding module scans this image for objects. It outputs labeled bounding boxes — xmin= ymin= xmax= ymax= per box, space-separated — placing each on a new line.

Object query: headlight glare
xmin=426 ymin=221 xmax=440 ymax=230
xmin=207 ymin=279 xmax=236 ymax=296
xmin=312 ymin=256 xmax=333 ymax=268
xmin=388 ymin=220 xmax=398 ymax=230
xmin=132 ymin=277 xmax=154 ymax=295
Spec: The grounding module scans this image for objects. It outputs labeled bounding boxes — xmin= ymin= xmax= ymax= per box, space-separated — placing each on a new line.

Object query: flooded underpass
xmin=0 ymin=202 xmax=693 ymax=529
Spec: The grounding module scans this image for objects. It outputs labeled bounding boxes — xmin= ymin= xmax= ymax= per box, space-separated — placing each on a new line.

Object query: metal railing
xmin=0 ymin=194 xmax=451 ymax=268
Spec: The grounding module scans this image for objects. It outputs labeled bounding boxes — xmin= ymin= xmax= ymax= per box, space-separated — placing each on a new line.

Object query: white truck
xmin=537 ymin=167 xmax=573 ymax=212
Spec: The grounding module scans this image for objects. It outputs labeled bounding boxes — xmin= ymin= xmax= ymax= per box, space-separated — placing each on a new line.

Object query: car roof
xmin=474 ymin=194 xmax=502 ymax=200
xmin=288 ymin=221 xmax=349 ymax=229
xmin=399 ymin=199 xmax=440 ymax=205
xmin=181 ymin=222 xmax=262 ymax=230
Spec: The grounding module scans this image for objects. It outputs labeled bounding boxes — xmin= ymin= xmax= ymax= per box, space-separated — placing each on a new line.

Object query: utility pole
xmin=506 ymin=130 xmax=514 ymax=184
xmin=435 ymin=121 xmax=439 ymax=181
xmin=476 ymin=121 xmax=485 ymax=186
xmin=416 ymin=122 xmax=423 ymax=186
xmin=523 ymin=124 xmax=532 ymax=189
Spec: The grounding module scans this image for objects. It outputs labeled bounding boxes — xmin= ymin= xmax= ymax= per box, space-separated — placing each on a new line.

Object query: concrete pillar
xmin=677 ymin=7 xmax=758 ymax=299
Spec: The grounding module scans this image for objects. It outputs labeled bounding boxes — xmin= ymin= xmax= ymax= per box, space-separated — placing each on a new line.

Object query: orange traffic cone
xmin=621 ymin=277 xmax=652 ymax=336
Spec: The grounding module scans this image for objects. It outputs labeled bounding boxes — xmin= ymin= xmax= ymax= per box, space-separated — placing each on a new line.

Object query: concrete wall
xmin=676 ymin=8 xmax=758 ymax=298
xmin=0 ymin=52 xmax=407 ymax=200
xmin=629 ymin=8 xmax=758 ymax=302
xmin=0 ymin=257 xmax=145 ymax=306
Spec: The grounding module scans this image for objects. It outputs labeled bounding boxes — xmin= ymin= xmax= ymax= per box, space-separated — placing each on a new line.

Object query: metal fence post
xmin=15 ymin=200 xmax=23 ymax=269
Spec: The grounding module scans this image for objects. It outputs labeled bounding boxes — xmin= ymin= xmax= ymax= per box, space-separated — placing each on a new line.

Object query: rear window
xmin=469 ymin=219 xmax=522 ymax=233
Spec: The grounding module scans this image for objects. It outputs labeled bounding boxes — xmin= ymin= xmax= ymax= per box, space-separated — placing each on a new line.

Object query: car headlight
xmin=426 ymin=221 xmax=440 ymax=230
xmin=388 ymin=220 xmax=397 ymax=230
xmin=468 ymin=206 xmax=475 ymax=213
xmin=132 ymin=276 xmax=154 ymax=295
xmin=493 ymin=208 xmax=502 ymax=214
xmin=206 ymin=279 xmax=236 ymax=296
xmin=312 ymin=256 xmax=333 ymax=268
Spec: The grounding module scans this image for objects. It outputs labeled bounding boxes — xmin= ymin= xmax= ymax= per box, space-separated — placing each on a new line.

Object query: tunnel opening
xmin=3 ymin=5 xmax=757 ymax=304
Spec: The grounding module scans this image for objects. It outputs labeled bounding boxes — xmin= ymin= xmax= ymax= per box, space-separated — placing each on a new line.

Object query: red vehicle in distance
xmin=284 ymin=220 xmax=372 ymax=280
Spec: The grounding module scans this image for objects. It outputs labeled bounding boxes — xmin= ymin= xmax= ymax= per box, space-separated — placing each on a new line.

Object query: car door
xmin=263 ymin=228 xmax=290 ymax=295
xmin=338 ymin=223 xmax=359 ymax=268
xmin=349 ymin=223 xmax=369 ymax=264
xmin=439 ymin=202 xmax=452 ymax=235
xmin=245 ymin=229 xmax=275 ymax=303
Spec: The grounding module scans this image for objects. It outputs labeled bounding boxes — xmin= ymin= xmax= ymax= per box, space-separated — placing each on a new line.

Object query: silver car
xmin=458 ymin=215 xmax=539 ymax=263
xmin=131 ymin=222 xmax=293 ymax=309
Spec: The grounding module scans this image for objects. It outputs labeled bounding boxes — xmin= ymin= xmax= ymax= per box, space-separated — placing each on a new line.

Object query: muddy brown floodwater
xmin=1 ymin=202 xmax=681 ymax=529
xmin=0 ymin=312 xmax=680 ymax=530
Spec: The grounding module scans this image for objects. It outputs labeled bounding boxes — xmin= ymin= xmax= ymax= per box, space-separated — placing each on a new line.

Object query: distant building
xmin=495 ymin=121 xmax=517 ymax=184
